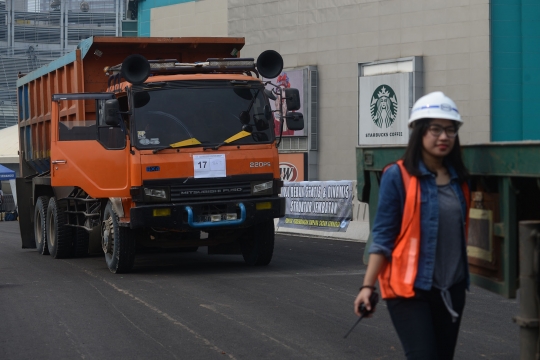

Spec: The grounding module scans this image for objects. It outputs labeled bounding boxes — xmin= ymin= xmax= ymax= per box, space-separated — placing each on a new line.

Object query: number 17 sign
xmin=193 ymin=154 xmax=226 ymax=178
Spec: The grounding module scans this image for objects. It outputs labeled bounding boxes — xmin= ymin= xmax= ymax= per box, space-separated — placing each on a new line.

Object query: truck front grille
xmin=170 ymin=181 xmax=252 ymax=202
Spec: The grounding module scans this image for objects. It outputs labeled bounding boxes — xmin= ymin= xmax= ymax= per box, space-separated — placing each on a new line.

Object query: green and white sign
xmin=359 ymin=73 xmax=410 ymax=145
xmin=370 ymin=85 xmax=398 ymax=128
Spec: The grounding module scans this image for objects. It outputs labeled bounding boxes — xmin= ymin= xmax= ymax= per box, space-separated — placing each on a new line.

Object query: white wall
xmin=228 ymin=0 xmax=490 ymax=181
xmin=151 ymin=0 xmax=228 ymax=37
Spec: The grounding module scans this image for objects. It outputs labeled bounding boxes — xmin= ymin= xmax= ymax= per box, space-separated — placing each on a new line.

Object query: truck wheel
xmin=46 ymin=197 xmax=73 ymax=259
xmin=72 ymin=228 xmax=90 ymax=258
xmin=102 ymin=201 xmax=136 ymax=274
xmin=34 ymin=196 xmax=50 ymax=255
xmin=240 ymin=220 xmax=275 ymax=266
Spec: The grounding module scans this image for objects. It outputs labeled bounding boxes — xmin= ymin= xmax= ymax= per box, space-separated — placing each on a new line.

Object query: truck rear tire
xmin=102 ymin=202 xmax=136 ymax=274
xmin=240 ymin=220 xmax=274 ymax=266
xmin=34 ymin=196 xmax=50 ymax=255
xmin=46 ymin=197 xmax=73 ymax=259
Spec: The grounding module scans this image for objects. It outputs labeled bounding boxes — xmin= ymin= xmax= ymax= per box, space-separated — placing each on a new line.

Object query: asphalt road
xmin=0 ymin=221 xmax=519 ymax=359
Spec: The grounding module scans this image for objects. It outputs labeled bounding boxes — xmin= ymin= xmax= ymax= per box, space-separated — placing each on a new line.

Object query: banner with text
xmin=278 ymin=180 xmax=353 ymax=232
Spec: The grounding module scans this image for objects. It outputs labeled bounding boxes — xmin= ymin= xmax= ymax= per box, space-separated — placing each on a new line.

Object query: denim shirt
xmin=369 ymin=160 xmax=470 ymax=291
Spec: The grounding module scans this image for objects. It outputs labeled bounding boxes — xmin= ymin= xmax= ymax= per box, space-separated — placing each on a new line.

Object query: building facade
xmin=84 ymin=0 xmax=540 ymax=181
xmin=228 ymin=0 xmax=489 ymax=181
xmin=138 ymin=0 xmax=227 ymax=37
xmin=0 ymin=0 xmax=126 ymax=129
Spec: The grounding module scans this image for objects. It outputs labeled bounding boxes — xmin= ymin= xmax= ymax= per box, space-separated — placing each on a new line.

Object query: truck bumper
xmin=129 ymin=197 xmax=285 ymax=230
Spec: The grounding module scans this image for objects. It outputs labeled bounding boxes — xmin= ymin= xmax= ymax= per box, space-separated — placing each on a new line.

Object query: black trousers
xmin=386 ymin=280 xmax=467 ymax=360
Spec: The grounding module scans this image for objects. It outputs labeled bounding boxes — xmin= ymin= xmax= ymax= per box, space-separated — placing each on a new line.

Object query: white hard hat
xmin=408 ymin=91 xmax=462 ymax=127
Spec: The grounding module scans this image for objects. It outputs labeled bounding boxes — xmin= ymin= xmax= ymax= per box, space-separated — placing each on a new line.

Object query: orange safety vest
xmin=378 ymin=160 xmax=470 ymax=299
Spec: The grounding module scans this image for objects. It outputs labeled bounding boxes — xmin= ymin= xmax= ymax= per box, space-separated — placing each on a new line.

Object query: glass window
xmin=96 ymin=99 xmax=126 ymax=150
xmin=132 ymin=81 xmax=274 ymax=150
xmin=57 ymin=99 xmax=97 ymax=141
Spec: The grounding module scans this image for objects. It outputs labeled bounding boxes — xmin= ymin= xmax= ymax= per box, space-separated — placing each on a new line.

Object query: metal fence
xmin=0 ymin=51 xmax=59 ymax=128
xmin=0 ymin=0 xmax=125 ymax=129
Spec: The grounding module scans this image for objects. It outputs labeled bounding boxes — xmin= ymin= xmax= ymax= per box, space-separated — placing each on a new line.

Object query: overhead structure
xmin=0 ymin=0 xmax=125 ymax=129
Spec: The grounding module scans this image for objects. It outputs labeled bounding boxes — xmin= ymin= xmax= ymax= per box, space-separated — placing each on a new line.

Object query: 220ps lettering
xmin=250 ymin=162 xmax=271 ymax=167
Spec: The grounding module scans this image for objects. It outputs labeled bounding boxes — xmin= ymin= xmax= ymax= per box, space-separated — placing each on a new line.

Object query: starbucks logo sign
xmin=370 ymin=85 xmax=398 ymax=128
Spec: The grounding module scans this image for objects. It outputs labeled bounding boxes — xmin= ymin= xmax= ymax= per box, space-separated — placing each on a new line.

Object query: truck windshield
xmin=131 ymin=81 xmax=274 ymax=150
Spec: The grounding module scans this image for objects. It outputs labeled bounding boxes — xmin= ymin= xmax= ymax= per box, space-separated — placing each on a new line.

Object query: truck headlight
xmin=252 ymin=181 xmax=273 ymax=195
xmin=144 ymin=188 xmax=167 ymax=198
xmin=143 ymin=187 xmax=170 ymax=202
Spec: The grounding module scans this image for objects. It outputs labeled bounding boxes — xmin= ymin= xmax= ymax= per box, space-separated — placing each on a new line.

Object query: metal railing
xmin=0 ymin=0 xmax=126 ymax=129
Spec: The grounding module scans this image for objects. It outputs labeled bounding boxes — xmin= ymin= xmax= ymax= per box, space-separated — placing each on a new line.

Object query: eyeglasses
xmin=427 ymin=124 xmax=458 ymax=138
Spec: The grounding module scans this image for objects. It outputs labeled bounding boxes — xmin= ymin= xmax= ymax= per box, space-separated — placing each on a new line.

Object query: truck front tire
xmin=240 ymin=220 xmax=275 ymax=266
xmin=34 ymin=196 xmax=50 ymax=255
xmin=46 ymin=197 xmax=73 ymax=259
xmin=102 ymin=201 xmax=136 ymax=273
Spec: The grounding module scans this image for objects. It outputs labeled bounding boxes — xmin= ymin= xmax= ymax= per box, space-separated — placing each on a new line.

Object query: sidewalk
xmin=275 ymin=221 xmax=370 ymax=242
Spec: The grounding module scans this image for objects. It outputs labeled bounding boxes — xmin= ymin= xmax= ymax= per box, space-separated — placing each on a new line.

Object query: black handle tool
xmin=343 ymin=291 xmax=379 ymax=339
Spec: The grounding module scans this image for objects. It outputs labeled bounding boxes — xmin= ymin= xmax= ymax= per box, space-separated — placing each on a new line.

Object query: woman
xmin=354 ymin=92 xmax=470 ymax=359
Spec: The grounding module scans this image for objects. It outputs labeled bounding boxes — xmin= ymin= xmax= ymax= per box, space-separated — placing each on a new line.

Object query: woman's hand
xmin=354 ymin=287 xmax=375 ymax=317
xmin=354 ymin=254 xmax=386 ymax=317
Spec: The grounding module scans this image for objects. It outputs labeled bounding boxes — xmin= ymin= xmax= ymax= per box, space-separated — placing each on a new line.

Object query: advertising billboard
xmin=279 ymin=153 xmax=306 ymax=182
xmin=358 ymin=73 xmax=410 ymax=146
xmin=264 ymin=68 xmax=306 ymax=137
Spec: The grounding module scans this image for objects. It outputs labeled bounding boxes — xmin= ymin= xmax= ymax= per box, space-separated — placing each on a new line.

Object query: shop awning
xmin=0 ymin=164 xmax=15 ymax=180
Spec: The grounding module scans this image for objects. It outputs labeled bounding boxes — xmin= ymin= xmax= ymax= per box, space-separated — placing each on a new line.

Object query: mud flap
xmin=16 ymin=177 xmax=36 ymax=248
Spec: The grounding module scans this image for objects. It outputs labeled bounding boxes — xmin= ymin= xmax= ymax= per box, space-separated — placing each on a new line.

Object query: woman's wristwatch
xmin=359 ymin=285 xmax=376 ymax=291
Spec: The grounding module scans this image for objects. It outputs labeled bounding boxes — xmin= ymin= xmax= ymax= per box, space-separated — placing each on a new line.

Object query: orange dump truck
xmin=16 ymin=37 xmax=304 ymax=273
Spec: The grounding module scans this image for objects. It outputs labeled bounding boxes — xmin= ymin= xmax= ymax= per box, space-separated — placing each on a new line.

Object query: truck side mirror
xmin=264 ymin=89 xmax=277 ymax=101
xmin=255 ymin=119 xmax=269 ymax=131
xmin=285 ymin=112 xmax=304 ymax=131
xmin=133 ymin=91 xmax=150 ymax=108
xmin=239 ymin=111 xmax=250 ymax=125
xmin=284 ymin=88 xmax=301 ymax=111
xmin=264 ymin=105 xmax=272 ymax=121
xmin=104 ymin=99 xmax=121 ymax=126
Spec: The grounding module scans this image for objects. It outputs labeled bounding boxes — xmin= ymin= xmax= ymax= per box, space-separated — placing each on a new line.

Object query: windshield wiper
xmin=205 ymin=130 xmax=252 ymax=151
xmin=204 ymin=88 xmax=262 ymax=151
xmin=153 ymin=138 xmax=202 ymax=154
